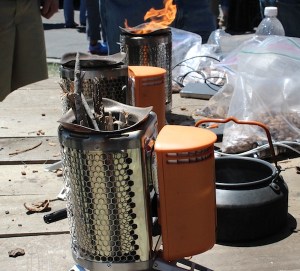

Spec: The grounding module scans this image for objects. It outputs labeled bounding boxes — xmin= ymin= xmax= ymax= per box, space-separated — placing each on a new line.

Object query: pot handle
xmin=195 ymin=116 xmax=280 ymax=170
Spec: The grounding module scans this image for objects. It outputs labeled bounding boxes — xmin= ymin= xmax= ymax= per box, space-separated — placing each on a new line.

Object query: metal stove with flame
xmin=118 ymin=0 xmax=176 ymax=113
xmin=120 ymin=27 xmax=172 ymax=112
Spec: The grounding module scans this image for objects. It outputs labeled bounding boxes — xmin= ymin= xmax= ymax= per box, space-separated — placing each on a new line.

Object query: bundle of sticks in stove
xmin=59 ymin=52 xmax=129 ymax=131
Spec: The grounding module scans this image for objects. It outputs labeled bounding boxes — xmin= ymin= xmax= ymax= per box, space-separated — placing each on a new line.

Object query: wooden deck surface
xmin=0 ymin=77 xmax=299 ymax=271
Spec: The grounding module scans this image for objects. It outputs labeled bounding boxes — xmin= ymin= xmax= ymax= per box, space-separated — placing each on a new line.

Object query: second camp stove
xmin=59 ymin=52 xmax=128 ymax=113
xmin=120 ymin=28 xmax=172 ymax=112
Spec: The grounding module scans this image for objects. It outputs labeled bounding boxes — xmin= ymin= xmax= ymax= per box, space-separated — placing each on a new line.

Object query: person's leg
xmin=13 ymin=0 xmax=47 ymax=90
xmin=0 ymin=0 xmax=47 ymax=101
xmin=79 ymin=0 xmax=86 ymax=26
xmin=98 ymin=0 xmax=107 ymax=43
xmin=101 ymin=0 xmax=163 ymax=54
xmin=173 ymin=0 xmax=217 ymax=43
xmin=64 ymin=0 xmax=77 ymax=28
xmin=226 ymin=0 xmax=261 ymax=34
xmin=277 ymin=0 xmax=300 ymax=38
xmin=0 ymin=0 xmax=16 ymax=100
xmin=86 ymin=0 xmax=107 ymax=54
xmin=86 ymin=0 xmax=101 ymax=42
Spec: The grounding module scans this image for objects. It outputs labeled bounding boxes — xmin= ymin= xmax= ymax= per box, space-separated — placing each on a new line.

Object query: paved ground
xmin=43 ymin=10 xmax=88 ymax=61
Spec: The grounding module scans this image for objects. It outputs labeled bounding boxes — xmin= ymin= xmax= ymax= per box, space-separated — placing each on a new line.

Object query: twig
xmin=73 ymin=52 xmax=88 ymax=126
xmin=93 ymin=77 xmax=106 ymax=129
xmin=81 ymin=93 xmax=100 ymax=130
xmin=9 ymin=141 xmax=43 ymax=156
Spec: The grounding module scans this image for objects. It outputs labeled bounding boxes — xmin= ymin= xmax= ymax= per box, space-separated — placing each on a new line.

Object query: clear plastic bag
xmin=171 ymin=27 xmax=202 ymax=90
xmin=198 ymin=78 xmax=235 ymax=119
xmin=221 ymin=36 xmax=300 ymax=153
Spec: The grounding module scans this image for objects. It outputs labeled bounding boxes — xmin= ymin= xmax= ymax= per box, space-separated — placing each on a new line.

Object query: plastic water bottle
xmin=256 ymin=7 xmax=285 ymax=36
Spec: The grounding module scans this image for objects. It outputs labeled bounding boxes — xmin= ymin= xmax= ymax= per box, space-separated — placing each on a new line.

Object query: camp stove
xmin=120 ymin=28 xmax=172 ymax=112
xmin=59 ymin=99 xmax=158 ymax=271
xmin=59 ymin=104 xmax=218 ymax=271
xmin=58 ymin=81 xmax=217 ymax=270
xmin=59 ymin=52 xmax=128 ymax=113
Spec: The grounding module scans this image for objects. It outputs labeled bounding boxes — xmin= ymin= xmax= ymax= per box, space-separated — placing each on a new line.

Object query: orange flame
xmin=124 ymin=0 xmax=177 ymax=34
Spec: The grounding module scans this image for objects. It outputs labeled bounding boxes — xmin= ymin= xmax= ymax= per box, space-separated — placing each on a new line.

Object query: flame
xmin=124 ymin=0 xmax=177 ymax=34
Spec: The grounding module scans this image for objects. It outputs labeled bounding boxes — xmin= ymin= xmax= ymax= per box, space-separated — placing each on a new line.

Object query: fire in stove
xmin=123 ymin=0 xmax=177 ymax=34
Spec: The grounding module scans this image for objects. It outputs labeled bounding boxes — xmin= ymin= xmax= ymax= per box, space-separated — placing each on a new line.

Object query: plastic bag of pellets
xmin=220 ymin=36 xmax=300 ymax=153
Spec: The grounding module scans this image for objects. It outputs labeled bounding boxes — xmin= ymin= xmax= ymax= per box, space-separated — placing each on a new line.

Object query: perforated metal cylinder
xmin=120 ymin=29 xmax=172 ymax=112
xmin=58 ymin=113 xmax=157 ymax=271
xmin=60 ymin=65 xmax=128 ymax=113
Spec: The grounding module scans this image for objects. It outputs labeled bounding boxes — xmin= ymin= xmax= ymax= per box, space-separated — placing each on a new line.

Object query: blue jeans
xmin=100 ymin=0 xmax=163 ymax=54
xmin=64 ymin=0 xmax=86 ymax=26
xmin=86 ymin=0 xmax=106 ymax=42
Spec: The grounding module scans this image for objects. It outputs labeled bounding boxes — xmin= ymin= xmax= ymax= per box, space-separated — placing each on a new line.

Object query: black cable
xmin=172 ymin=55 xmax=225 ymax=90
xmin=172 ymin=55 xmax=221 ymax=71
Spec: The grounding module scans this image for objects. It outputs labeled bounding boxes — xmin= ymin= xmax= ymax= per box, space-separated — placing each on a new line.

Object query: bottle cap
xmin=264 ymin=6 xmax=278 ymax=17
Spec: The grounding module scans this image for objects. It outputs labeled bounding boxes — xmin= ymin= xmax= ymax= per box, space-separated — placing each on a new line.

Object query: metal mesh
xmin=58 ymin=113 xmax=157 ymax=270
xmin=120 ymin=30 xmax=172 ymax=112
xmin=63 ymin=148 xmax=147 ymax=263
xmin=60 ymin=66 xmax=128 ymax=113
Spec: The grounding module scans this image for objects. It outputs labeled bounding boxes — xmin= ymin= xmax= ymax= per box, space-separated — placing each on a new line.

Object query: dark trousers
xmin=226 ymin=0 xmax=262 ymax=34
xmin=277 ymin=0 xmax=300 ymax=38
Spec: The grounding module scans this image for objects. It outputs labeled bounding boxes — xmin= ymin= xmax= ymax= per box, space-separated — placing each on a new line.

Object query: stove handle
xmin=195 ymin=116 xmax=280 ymax=171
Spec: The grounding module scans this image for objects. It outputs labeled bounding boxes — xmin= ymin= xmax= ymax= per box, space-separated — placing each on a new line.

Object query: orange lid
xmin=155 ymin=125 xmax=217 ymax=152
xmin=128 ymin=66 xmax=166 ymax=78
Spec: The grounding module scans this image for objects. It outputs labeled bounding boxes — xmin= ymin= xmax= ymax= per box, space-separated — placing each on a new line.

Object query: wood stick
xmin=9 ymin=141 xmax=43 ymax=156
xmin=81 ymin=93 xmax=100 ymax=131
xmin=73 ymin=52 xmax=89 ymax=127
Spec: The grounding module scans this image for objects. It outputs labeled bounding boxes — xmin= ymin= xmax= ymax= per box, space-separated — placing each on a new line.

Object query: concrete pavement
xmin=43 ymin=10 xmax=88 ymax=62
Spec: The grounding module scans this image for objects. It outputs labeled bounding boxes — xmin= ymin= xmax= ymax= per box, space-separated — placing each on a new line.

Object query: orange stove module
xmin=128 ymin=66 xmax=166 ymax=132
xmin=154 ymin=125 xmax=217 ymax=261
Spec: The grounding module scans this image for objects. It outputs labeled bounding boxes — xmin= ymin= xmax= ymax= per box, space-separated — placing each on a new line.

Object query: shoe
xmin=77 ymin=26 xmax=86 ymax=33
xmin=65 ymin=22 xmax=78 ymax=28
xmin=89 ymin=42 xmax=108 ymax=55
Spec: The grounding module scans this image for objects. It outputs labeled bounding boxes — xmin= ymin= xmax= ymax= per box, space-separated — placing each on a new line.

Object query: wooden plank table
xmin=0 ymin=77 xmax=299 ymax=271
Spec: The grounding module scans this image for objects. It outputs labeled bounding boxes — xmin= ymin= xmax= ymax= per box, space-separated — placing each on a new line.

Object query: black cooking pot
xmin=195 ymin=117 xmax=289 ymax=243
xmin=215 ymin=156 xmax=288 ymax=242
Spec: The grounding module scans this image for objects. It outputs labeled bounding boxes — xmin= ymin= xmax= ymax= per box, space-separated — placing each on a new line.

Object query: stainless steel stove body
xmin=60 ymin=53 xmax=128 ymax=113
xmin=120 ymin=28 xmax=172 ymax=112
xmin=59 ymin=112 xmax=158 ymax=271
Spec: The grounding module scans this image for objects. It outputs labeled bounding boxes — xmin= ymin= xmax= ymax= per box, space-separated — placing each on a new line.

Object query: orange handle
xmin=195 ymin=116 xmax=279 ymax=170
